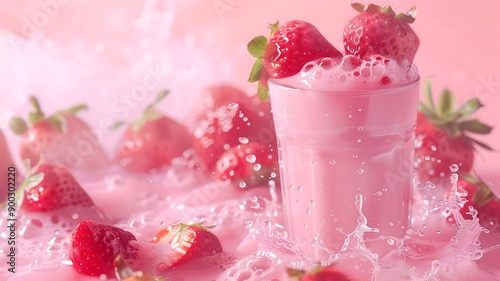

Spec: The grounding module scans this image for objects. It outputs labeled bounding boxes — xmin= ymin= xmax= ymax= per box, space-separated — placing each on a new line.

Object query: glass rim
xmin=268 ymin=76 xmax=420 ymax=96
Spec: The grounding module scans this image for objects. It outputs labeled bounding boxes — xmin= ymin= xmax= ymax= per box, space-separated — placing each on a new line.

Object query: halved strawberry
xmin=9 ymin=97 xmax=109 ymax=170
xmin=248 ymin=20 xmax=343 ymax=100
xmin=114 ymin=90 xmax=193 ymax=173
xmin=287 ymin=265 xmax=350 ymax=281
xmin=343 ymin=3 xmax=420 ymax=62
xmin=415 ymin=81 xmax=493 ymax=182
xmin=213 ymin=141 xmax=278 ymax=188
xmin=19 ymin=161 xmax=95 ymax=212
xmin=70 ymin=221 xmax=140 ymax=277
xmin=152 ymin=223 xmax=223 ymax=267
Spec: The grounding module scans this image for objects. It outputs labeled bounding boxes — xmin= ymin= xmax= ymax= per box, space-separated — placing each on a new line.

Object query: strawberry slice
xmin=248 ymin=20 xmax=343 ymax=100
xmin=114 ymin=90 xmax=193 ymax=173
xmin=9 ymin=97 xmax=109 ymax=170
xmin=152 ymin=223 xmax=223 ymax=267
xmin=287 ymin=265 xmax=350 ymax=281
xmin=70 ymin=221 xmax=140 ymax=277
xmin=19 ymin=161 xmax=95 ymax=212
xmin=343 ymin=3 xmax=420 ymax=62
xmin=213 ymin=142 xmax=278 ymax=188
xmin=415 ymin=81 xmax=493 ymax=182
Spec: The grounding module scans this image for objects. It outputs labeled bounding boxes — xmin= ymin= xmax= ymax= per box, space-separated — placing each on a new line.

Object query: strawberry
xmin=343 ymin=3 xmax=420 ymax=62
xmin=114 ymin=90 xmax=193 ymax=173
xmin=186 ymin=84 xmax=277 ymax=171
xmin=448 ymin=175 xmax=500 ymax=232
xmin=415 ymin=81 xmax=493 ymax=182
xmin=0 ymin=129 xmax=17 ymax=202
xmin=20 ymin=162 xmax=95 ymax=212
xmin=9 ymin=97 xmax=109 ymax=170
xmin=287 ymin=265 xmax=350 ymax=281
xmin=152 ymin=223 xmax=223 ymax=267
xmin=70 ymin=221 xmax=140 ymax=277
xmin=248 ymin=20 xmax=343 ymax=100
xmin=213 ymin=142 xmax=278 ymax=188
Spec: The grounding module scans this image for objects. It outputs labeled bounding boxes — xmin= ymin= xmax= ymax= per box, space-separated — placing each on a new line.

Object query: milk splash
xmin=1 ymin=165 xmax=500 ymax=280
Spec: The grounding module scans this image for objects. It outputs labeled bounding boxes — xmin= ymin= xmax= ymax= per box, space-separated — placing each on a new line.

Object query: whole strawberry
xmin=186 ymin=84 xmax=277 ymax=170
xmin=152 ymin=223 xmax=223 ymax=267
xmin=213 ymin=141 xmax=278 ymax=188
xmin=248 ymin=20 xmax=343 ymax=100
xmin=287 ymin=265 xmax=350 ymax=281
xmin=415 ymin=81 xmax=493 ymax=182
xmin=343 ymin=3 xmax=420 ymax=62
xmin=20 ymin=162 xmax=95 ymax=212
xmin=114 ymin=90 xmax=193 ymax=173
xmin=0 ymin=129 xmax=17 ymax=202
xmin=448 ymin=175 xmax=500 ymax=232
xmin=9 ymin=97 xmax=109 ymax=170
xmin=70 ymin=221 xmax=140 ymax=277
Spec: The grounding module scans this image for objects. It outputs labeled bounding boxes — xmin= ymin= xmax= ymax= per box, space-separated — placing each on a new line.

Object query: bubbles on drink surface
xmin=278 ymin=54 xmax=419 ymax=91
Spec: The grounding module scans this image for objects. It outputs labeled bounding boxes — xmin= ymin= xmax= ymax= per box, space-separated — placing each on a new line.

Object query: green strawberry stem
xmin=9 ymin=117 xmax=28 ymax=135
xmin=460 ymin=173 xmax=497 ymax=207
xmin=29 ymin=96 xmax=45 ymax=124
xmin=351 ymin=3 xmax=416 ymax=23
xmin=131 ymin=90 xmax=169 ymax=131
xmin=419 ymin=80 xmax=493 ymax=150
xmin=247 ymin=21 xmax=279 ymax=102
xmin=1 ymin=159 xmax=44 ymax=209
xmin=177 ymin=222 xmax=214 ymax=233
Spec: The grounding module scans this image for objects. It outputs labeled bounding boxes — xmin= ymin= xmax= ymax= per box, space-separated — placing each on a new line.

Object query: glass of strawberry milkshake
xmin=261 ymin=4 xmax=421 ymax=259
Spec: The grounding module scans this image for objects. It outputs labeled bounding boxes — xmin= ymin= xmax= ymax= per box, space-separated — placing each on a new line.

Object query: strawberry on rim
xmin=248 ymin=20 xmax=343 ymax=100
xmin=343 ymin=3 xmax=420 ymax=63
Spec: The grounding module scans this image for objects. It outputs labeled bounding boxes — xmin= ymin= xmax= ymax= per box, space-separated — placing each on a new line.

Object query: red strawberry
xmin=287 ymin=265 xmax=350 ymax=281
xmin=447 ymin=175 xmax=500 ymax=232
xmin=20 ymin=162 xmax=95 ymax=212
xmin=0 ymin=129 xmax=17 ymax=202
xmin=186 ymin=84 xmax=277 ymax=170
xmin=214 ymin=142 xmax=278 ymax=188
xmin=114 ymin=90 xmax=193 ymax=173
xmin=415 ymin=81 xmax=493 ymax=182
xmin=9 ymin=97 xmax=108 ymax=170
xmin=248 ymin=20 xmax=343 ymax=100
xmin=70 ymin=221 xmax=140 ymax=277
xmin=343 ymin=3 xmax=420 ymax=62
xmin=152 ymin=223 xmax=223 ymax=267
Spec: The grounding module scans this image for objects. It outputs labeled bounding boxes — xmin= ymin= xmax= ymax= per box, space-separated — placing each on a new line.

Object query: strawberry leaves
xmin=418 ymin=80 xmax=493 ymax=149
xmin=9 ymin=96 xmax=88 ymax=135
xmin=247 ymin=21 xmax=279 ymax=101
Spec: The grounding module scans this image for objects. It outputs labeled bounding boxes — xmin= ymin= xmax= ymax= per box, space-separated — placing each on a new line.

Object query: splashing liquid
xmin=1 ymin=166 xmax=500 ymax=280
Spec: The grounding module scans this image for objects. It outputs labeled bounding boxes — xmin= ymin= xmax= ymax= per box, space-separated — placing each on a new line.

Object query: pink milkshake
xmin=269 ymin=55 xmax=420 ymax=259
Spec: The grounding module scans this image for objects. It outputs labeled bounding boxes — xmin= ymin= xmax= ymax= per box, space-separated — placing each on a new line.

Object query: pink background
xmin=0 ymin=0 xmax=499 ymax=185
